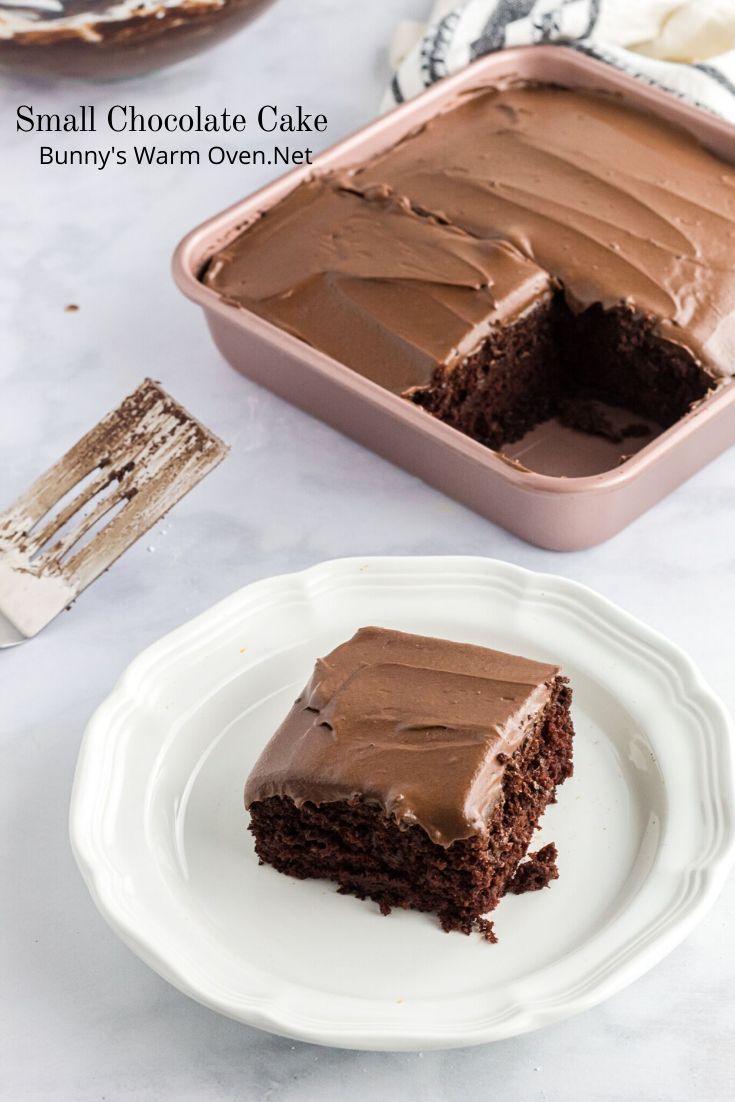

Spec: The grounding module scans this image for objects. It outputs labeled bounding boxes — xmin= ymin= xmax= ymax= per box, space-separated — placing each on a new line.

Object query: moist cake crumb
xmin=558 ymin=398 xmax=650 ymax=444
xmin=477 ymin=918 xmax=498 ymax=944
xmin=508 ymin=842 xmax=560 ymax=895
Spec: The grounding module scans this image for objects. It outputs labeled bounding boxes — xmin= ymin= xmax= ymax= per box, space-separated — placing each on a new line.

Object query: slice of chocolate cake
xmin=204 ymin=180 xmax=557 ymax=446
xmin=245 ymin=627 xmax=574 ymax=936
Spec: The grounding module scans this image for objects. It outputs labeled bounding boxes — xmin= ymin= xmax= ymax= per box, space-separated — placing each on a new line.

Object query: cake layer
xmin=204 ymin=181 xmax=552 ymax=395
xmin=244 ymin=626 xmax=560 ymax=846
xmin=351 ymin=84 xmax=735 ymax=379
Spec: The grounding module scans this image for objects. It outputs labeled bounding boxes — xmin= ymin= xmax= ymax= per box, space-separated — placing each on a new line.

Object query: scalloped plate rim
xmin=69 ymin=556 xmax=735 ymax=1050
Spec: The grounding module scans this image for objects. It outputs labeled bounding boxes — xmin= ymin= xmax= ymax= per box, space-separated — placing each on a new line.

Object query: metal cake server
xmin=0 ymin=379 xmax=228 ymax=648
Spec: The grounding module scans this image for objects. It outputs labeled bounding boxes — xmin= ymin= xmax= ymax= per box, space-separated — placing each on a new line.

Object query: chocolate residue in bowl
xmin=0 ymin=0 xmax=274 ymax=80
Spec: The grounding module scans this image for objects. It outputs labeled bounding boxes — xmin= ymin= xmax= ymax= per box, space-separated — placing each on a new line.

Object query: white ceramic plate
xmin=70 ymin=557 xmax=735 ymax=1051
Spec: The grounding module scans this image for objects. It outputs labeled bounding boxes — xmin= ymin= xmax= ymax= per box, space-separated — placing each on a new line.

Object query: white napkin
xmin=384 ymin=0 xmax=735 ymax=121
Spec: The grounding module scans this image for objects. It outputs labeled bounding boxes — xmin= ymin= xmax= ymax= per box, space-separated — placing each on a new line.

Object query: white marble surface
xmin=1 ymin=2 xmax=734 ymax=1098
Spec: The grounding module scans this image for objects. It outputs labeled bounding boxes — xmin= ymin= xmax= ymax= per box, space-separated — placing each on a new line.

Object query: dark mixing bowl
xmin=0 ymin=0 xmax=275 ymax=79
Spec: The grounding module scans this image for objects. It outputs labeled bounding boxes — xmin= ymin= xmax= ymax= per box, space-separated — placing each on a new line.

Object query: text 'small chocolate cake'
xmin=245 ymin=627 xmax=574 ymax=936
xmin=204 ymin=85 xmax=735 ymax=455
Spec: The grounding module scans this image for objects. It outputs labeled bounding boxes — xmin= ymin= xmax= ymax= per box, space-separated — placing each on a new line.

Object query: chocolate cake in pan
xmin=245 ymin=627 xmax=574 ymax=937
xmin=203 ymin=85 xmax=735 ymax=453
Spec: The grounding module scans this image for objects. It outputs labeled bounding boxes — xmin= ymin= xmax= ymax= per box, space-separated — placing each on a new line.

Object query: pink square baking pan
xmin=173 ymin=45 xmax=735 ymax=551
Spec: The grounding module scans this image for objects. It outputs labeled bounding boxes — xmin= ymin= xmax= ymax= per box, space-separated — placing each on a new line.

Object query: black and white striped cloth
xmin=385 ymin=0 xmax=735 ymax=121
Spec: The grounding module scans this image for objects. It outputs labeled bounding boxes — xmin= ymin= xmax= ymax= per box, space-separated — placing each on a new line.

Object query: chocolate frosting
xmin=205 ymin=84 xmax=735 ymax=387
xmin=204 ymin=182 xmax=550 ymax=394
xmin=244 ymin=626 xmax=559 ymax=846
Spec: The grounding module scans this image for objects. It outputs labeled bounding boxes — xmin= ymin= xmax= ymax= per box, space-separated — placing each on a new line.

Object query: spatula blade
xmin=0 ymin=379 xmax=228 ymax=643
